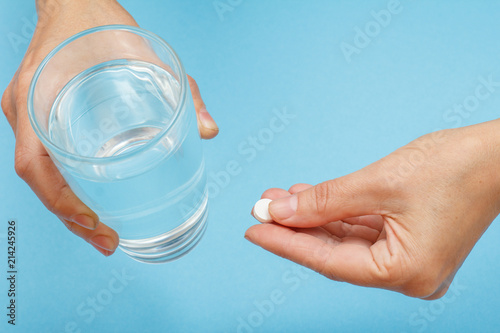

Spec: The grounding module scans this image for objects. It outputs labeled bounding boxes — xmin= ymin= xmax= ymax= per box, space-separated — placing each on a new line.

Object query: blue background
xmin=1 ymin=1 xmax=500 ymax=332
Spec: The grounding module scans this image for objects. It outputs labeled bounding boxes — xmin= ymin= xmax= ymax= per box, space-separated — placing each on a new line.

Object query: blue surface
xmin=1 ymin=1 xmax=500 ymax=332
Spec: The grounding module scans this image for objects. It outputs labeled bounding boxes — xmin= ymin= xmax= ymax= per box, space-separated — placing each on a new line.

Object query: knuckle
xmin=1 ymin=86 xmax=13 ymax=118
xmin=14 ymin=148 xmax=33 ymax=180
xmin=46 ymin=184 xmax=71 ymax=215
xmin=61 ymin=218 xmax=90 ymax=241
xmin=288 ymin=183 xmax=311 ymax=193
xmin=14 ymin=162 xmax=26 ymax=179
xmin=1 ymin=93 xmax=8 ymax=114
xmin=61 ymin=218 xmax=75 ymax=234
xmin=310 ymin=180 xmax=337 ymax=216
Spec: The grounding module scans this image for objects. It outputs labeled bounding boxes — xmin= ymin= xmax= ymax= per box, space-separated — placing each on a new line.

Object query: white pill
xmin=252 ymin=198 xmax=273 ymax=223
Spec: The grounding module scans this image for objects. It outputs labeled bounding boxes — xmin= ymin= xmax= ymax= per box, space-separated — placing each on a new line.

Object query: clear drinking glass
xmin=28 ymin=25 xmax=208 ymax=264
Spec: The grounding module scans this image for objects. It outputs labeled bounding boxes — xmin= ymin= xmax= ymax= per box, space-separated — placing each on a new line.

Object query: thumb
xmin=187 ymin=75 xmax=219 ymax=140
xmin=269 ymin=170 xmax=387 ymax=228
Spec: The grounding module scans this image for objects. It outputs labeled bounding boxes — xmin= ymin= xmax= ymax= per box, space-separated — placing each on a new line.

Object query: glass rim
xmin=27 ymin=24 xmax=188 ymax=164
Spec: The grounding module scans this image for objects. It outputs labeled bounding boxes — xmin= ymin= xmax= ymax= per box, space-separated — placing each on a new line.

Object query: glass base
xmin=118 ymin=194 xmax=208 ymax=264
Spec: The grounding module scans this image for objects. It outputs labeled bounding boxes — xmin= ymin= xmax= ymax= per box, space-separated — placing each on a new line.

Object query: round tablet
xmin=252 ymin=198 xmax=273 ymax=223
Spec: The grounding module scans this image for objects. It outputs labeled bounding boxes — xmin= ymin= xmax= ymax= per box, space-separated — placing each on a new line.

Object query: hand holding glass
xmin=28 ymin=25 xmax=208 ymax=263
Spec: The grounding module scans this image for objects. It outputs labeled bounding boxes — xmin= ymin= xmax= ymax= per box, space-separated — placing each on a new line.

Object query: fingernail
xmin=71 ymin=214 xmax=97 ymax=230
xmin=270 ymin=195 xmax=298 ymax=220
xmin=199 ymin=107 xmax=218 ymax=131
xmin=89 ymin=235 xmax=116 ymax=252
xmin=93 ymin=246 xmax=114 ymax=257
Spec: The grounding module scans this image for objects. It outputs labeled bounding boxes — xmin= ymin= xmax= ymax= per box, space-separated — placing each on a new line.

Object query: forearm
xmin=30 ymin=0 xmax=136 ymax=47
xmin=36 ymin=0 xmax=118 ymax=11
xmin=35 ymin=0 xmax=125 ymax=27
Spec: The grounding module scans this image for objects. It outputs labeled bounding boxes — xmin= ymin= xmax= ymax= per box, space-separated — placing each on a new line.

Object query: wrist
xmin=466 ymin=119 xmax=500 ymax=210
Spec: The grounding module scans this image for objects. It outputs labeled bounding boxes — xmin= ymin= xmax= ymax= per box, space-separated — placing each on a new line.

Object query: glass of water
xmin=28 ymin=25 xmax=208 ymax=264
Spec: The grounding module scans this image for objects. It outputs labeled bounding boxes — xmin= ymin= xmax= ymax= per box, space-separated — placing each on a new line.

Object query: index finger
xmin=245 ymin=223 xmax=386 ymax=287
xmin=14 ymin=120 xmax=119 ymax=254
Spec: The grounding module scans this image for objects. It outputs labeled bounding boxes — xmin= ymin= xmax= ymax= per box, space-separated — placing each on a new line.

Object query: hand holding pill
xmin=247 ymin=123 xmax=500 ymax=299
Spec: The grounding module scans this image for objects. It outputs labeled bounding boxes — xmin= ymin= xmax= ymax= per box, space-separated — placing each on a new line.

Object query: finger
xmin=261 ymin=188 xmax=290 ymax=200
xmin=46 ymin=164 xmax=120 ymax=256
xmin=60 ymin=218 xmax=119 ymax=256
xmin=187 ymin=75 xmax=218 ymax=140
xmin=261 ymin=184 xmax=313 ymax=199
xmin=14 ymin=112 xmax=100 ymax=223
xmin=16 ymin=148 xmax=99 ymax=225
xmin=269 ymin=170 xmax=389 ymax=228
xmin=254 ymin=185 xmax=312 ymax=223
xmin=288 ymin=183 xmax=312 ymax=194
xmin=245 ymin=223 xmax=383 ymax=286
xmin=251 ymin=188 xmax=290 ymax=221
xmin=14 ymin=138 xmax=120 ymax=256
xmin=290 ymin=225 xmax=342 ymax=244
xmin=290 ymin=188 xmax=383 ymax=223
xmin=14 ymin=101 xmax=120 ymax=256
xmin=13 ymin=80 xmax=121 ymax=256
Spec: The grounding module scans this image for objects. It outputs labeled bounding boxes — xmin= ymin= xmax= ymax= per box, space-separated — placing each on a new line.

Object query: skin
xmin=247 ymin=120 xmax=500 ymax=299
xmin=1 ymin=0 xmax=218 ymax=256
xmin=4 ymin=0 xmax=498 ymax=301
